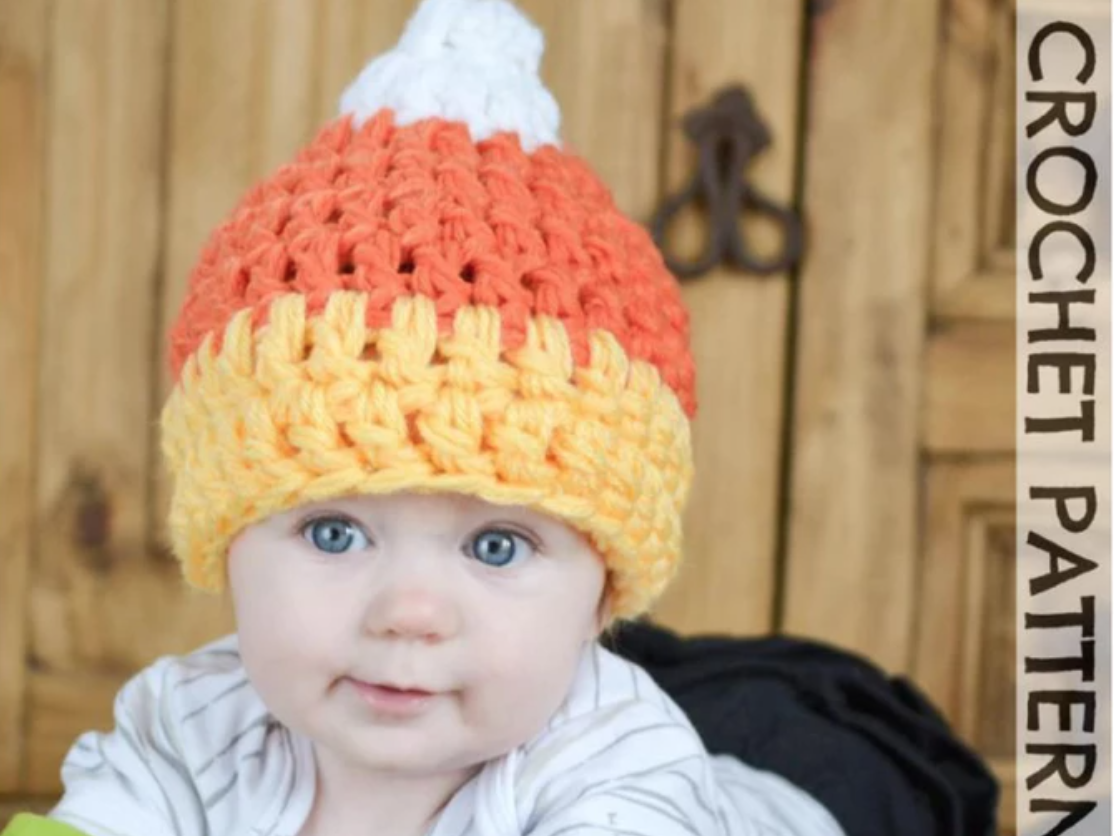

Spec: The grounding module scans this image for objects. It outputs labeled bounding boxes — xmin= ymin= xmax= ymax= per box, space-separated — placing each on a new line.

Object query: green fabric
xmin=1 ymin=815 xmax=87 ymax=836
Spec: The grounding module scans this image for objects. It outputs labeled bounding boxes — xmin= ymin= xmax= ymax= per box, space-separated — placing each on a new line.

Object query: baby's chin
xmin=316 ymin=720 xmax=509 ymax=777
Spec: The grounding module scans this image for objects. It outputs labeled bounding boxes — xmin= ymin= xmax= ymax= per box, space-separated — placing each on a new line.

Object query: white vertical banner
xmin=1017 ymin=2 xmax=1112 ymax=836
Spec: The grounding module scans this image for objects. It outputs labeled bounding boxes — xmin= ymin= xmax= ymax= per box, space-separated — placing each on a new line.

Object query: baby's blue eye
xmin=302 ymin=517 xmax=370 ymax=554
xmin=470 ymin=529 xmax=534 ymax=568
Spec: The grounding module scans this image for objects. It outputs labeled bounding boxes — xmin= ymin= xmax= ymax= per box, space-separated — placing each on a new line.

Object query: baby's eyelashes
xmin=466 ymin=528 xmax=538 ymax=568
xmin=301 ymin=515 xmax=371 ymax=554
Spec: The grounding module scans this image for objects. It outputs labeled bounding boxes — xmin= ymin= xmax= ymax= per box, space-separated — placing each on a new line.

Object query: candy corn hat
xmin=160 ymin=0 xmax=697 ymax=620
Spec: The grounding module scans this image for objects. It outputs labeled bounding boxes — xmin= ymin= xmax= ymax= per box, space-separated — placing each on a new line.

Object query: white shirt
xmin=50 ymin=634 xmax=846 ymax=836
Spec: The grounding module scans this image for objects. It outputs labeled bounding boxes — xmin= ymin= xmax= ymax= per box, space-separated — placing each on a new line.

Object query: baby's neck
xmin=298 ymin=745 xmax=480 ymax=836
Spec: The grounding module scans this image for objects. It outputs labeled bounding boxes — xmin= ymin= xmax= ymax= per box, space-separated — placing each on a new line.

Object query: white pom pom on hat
xmin=338 ymin=0 xmax=561 ymax=151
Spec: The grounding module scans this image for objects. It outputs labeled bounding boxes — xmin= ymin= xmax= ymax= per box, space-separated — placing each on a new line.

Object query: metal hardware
xmin=650 ymin=85 xmax=804 ymax=279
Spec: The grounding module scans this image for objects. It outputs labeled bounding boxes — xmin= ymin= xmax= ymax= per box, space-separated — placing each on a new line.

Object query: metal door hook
xmin=650 ymin=85 xmax=804 ymax=279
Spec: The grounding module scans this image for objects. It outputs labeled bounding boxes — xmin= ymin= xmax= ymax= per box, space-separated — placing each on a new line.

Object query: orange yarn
xmin=168 ymin=112 xmax=696 ymax=418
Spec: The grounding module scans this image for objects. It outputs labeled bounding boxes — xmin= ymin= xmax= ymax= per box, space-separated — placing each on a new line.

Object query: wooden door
xmin=913 ymin=0 xmax=1019 ymax=829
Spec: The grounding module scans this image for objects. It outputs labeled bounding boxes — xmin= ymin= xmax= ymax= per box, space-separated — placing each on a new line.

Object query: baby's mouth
xmin=347 ymin=678 xmax=439 ymax=715
xmin=367 ymin=682 xmax=432 ymax=697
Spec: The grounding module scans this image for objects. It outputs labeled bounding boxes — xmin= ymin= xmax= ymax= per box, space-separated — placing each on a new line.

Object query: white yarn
xmin=338 ymin=0 xmax=561 ymax=151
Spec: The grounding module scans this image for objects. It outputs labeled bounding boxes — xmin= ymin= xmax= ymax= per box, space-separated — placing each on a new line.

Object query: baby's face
xmin=227 ymin=490 xmax=608 ymax=778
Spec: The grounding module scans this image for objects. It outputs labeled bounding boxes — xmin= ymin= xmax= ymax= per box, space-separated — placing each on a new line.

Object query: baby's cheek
xmin=235 ymin=609 xmax=331 ymax=729
xmin=465 ymin=641 xmax=581 ymax=748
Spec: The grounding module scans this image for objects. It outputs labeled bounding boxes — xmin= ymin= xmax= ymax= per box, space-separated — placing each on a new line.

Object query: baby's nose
xmin=365 ymin=582 xmax=461 ymax=642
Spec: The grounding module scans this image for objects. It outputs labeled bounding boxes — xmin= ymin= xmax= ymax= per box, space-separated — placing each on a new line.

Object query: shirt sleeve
xmin=47 ymin=657 xmax=205 ymax=836
xmin=515 ymin=692 xmax=730 ymax=836
xmin=522 ymin=762 xmax=725 ymax=836
xmin=710 ymin=754 xmax=848 ymax=836
xmin=517 ymin=689 xmax=846 ymax=836
xmin=523 ymin=754 xmax=847 ymax=836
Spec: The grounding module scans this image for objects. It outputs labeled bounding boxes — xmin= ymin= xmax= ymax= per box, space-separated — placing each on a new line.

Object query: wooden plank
xmin=912 ymin=459 xmax=1013 ymax=725
xmin=929 ymin=0 xmax=1015 ymax=322
xmin=781 ymin=0 xmax=938 ymax=671
xmin=962 ymin=511 xmax=1015 ymax=757
xmin=0 ymin=0 xmax=49 ymax=793
xmin=929 ymin=265 xmax=1014 ymax=320
xmin=993 ymin=757 xmax=1017 ymax=835
xmin=648 ymin=0 xmax=803 ymax=636
xmin=23 ymin=669 xmax=120 ymax=794
xmin=313 ymin=0 xmax=415 ymax=126
xmin=27 ymin=0 xmax=235 ymax=702
xmin=981 ymin=1 xmax=1016 ymax=261
xmin=931 ymin=0 xmax=998 ymax=308
xmin=32 ymin=0 xmax=160 ymax=667
xmin=924 ymin=320 xmax=1014 ymax=453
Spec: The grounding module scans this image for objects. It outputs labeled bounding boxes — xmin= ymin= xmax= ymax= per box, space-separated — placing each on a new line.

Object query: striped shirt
xmin=49 ymin=633 xmax=846 ymax=836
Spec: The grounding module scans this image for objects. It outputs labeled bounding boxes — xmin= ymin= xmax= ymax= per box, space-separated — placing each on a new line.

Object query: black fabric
xmin=601 ymin=618 xmax=1000 ymax=836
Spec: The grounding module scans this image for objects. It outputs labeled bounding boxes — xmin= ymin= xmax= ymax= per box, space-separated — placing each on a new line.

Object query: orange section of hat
xmin=167 ymin=111 xmax=696 ymax=418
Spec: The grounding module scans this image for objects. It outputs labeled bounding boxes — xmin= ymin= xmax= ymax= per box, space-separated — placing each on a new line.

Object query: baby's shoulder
xmin=509 ymin=645 xmax=722 ymax=834
xmin=552 ymin=642 xmax=700 ymax=735
xmin=519 ymin=644 xmax=709 ymax=788
xmin=54 ymin=635 xmax=312 ymax=833
xmin=123 ymin=632 xmax=242 ymax=688
xmin=116 ymin=633 xmax=271 ymax=762
xmin=160 ymin=633 xmax=250 ymax=702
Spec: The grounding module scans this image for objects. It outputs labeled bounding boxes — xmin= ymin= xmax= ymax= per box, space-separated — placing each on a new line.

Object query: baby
xmin=4 ymin=1 xmax=847 ymax=835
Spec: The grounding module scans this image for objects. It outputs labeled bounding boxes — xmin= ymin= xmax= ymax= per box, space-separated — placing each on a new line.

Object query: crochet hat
xmin=160 ymin=0 xmax=697 ymax=620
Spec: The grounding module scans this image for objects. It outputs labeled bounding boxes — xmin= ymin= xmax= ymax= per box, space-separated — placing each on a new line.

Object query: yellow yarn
xmin=161 ymin=292 xmax=693 ymax=619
